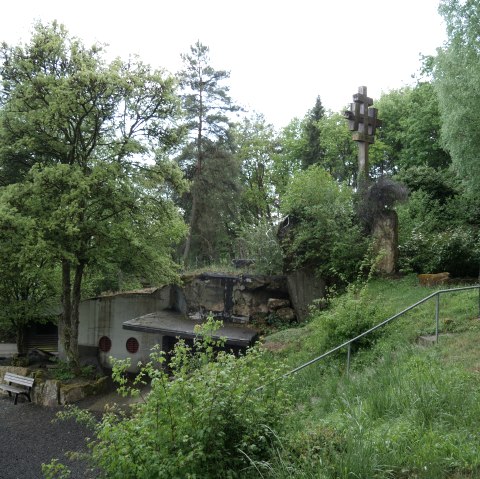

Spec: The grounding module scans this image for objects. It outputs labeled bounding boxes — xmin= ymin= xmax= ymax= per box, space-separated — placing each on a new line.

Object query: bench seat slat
xmin=0 ymin=384 xmax=25 ymax=394
xmin=3 ymin=373 xmax=34 ymax=387
xmin=0 ymin=373 xmax=34 ymax=405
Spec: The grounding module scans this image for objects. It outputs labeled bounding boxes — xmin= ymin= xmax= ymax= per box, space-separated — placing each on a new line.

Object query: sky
xmin=0 ymin=0 xmax=447 ymax=128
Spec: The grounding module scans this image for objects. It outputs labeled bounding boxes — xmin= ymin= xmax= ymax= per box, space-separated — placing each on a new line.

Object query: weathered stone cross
xmin=344 ymin=86 xmax=382 ymax=187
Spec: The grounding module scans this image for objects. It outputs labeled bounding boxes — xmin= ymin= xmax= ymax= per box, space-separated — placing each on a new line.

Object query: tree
xmin=233 ymin=113 xmax=279 ymax=223
xmin=274 ymin=118 xmax=304 ymax=196
xmin=433 ymin=0 xmax=480 ymax=191
xmin=0 ymin=22 xmax=186 ymax=367
xmin=318 ymin=112 xmax=357 ymax=185
xmin=176 ymin=41 xmax=240 ymax=264
xmin=0 ymin=192 xmax=58 ymax=353
xmin=301 ymin=95 xmax=325 ymax=169
xmin=280 ymin=166 xmax=368 ymax=284
xmin=375 ymin=83 xmax=450 ymax=175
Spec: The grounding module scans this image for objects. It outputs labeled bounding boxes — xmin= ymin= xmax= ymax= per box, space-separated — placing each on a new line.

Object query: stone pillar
xmin=286 ymin=267 xmax=326 ymax=321
xmin=372 ymin=210 xmax=398 ymax=275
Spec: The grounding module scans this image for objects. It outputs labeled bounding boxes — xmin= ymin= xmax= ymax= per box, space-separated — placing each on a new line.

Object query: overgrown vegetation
xmin=256 ymin=276 xmax=480 ymax=478
xmin=44 ymin=320 xmax=290 ymax=478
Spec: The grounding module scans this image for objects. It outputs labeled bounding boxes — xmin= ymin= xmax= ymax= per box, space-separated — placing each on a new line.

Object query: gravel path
xmin=0 ymin=396 xmax=96 ymax=479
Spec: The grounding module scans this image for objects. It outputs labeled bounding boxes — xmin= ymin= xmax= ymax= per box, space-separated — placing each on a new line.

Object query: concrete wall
xmin=78 ymin=287 xmax=171 ymax=371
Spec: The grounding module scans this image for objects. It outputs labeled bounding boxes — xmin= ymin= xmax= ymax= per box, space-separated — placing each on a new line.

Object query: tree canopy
xmin=0 ymin=21 xmax=186 ymax=365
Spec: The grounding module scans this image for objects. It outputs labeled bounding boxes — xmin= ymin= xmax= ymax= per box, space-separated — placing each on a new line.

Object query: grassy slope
xmin=260 ymin=275 xmax=480 ymax=479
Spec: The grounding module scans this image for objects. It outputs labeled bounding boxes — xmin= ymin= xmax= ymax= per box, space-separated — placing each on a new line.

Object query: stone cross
xmin=344 ymin=86 xmax=382 ymax=186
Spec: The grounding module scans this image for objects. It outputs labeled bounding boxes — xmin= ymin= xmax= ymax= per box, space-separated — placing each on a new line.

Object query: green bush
xmin=234 ymin=218 xmax=284 ymax=275
xmin=315 ymin=285 xmax=389 ymax=353
xmin=280 ymin=166 xmax=369 ymax=284
xmin=50 ymin=319 xmax=291 ymax=478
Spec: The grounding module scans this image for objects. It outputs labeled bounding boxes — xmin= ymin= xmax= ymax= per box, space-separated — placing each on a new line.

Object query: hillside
xmin=259 ymin=275 xmax=480 ymax=478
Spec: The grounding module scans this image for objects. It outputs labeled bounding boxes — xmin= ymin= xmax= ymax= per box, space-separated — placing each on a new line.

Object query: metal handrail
xmin=276 ymin=284 xmax=480 ymax=383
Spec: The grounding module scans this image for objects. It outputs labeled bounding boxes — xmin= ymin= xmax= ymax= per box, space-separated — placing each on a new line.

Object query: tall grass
xmin=258 ymin=276 xmax=480 ymax=479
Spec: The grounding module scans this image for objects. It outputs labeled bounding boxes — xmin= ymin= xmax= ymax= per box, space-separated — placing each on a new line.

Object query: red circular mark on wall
xmin=98 ymin=336 xmax=112 ymax=353
xmin=126 ymin=337 xmax=139 ymax=354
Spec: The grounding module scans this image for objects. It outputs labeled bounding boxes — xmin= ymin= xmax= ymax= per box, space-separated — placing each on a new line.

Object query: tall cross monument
xmin=344 ymin=86 xmax=382 ymax=187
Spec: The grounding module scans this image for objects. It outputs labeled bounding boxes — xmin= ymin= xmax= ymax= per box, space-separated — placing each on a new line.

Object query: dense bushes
xmin=45 ymin=320 xmax=290 ymax=479
xmin=280 ymin=166 xmax=369 ymax=284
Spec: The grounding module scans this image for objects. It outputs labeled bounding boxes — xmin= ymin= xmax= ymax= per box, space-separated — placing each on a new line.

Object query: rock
xmin=372 ymin=210 xmax=399 ymax=275
xmin=275 ymin=307 xmax=296 ymax=322
xmin=418 ymin=272 xmax=450 ymax=286
xmin=267 ymin=298 xmax=291 ymax=311
xmin=59 ymin=376 xmax=109 ymax=404
xmin=33 ymin=379 xmax=60 ymax=407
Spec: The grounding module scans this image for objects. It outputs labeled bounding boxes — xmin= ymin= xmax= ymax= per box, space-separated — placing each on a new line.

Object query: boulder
xmin=267 ymin=298 xmax=291 ymax=311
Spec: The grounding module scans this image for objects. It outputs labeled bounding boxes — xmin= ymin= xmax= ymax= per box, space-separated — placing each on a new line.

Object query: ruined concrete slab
xmin=123 ymin=310 xmax=258 ymax=347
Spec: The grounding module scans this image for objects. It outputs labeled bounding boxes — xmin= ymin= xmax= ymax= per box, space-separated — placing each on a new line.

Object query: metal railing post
xmin=346 ymin=342 xmax=351 ymax=378
xmin=435 ymin=293 xmax=440 ymax=343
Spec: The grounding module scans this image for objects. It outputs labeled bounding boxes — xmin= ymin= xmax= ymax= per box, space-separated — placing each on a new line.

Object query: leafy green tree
xmin=375 ymin=83 xmax=450 ymax=175
xmin=176 ymin=41 xmax=240 ymax=264
xmin=280 ymin=166 xmax=368 ymax=284
xmin=433 ymin=0 xmax=480 ymax=190
xmin=0 ymin=193 xmax=58 ymax=353
xmin=233 ymin=113 xmax=280 ymax=223
xmin=318 ymin=112 xmax=357 ymax=185
xmin=273 ymin=118 xmax=304 ymax=196
xmin=0 ymin=22 xmax=186 ymax=366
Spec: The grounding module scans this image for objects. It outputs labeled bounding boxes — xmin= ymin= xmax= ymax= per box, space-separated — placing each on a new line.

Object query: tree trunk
xmin=16 ymin=323 xmax=27 ymax=355
xmin=182 ymin=190 xmax=198 ymax=264
xmin=59 ymin=258 xmax=85 ymax=369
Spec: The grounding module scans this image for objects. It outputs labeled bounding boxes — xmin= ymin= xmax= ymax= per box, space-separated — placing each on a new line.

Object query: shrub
xmin=280 ymin=166 xmax=369 ymax=284
xmin=49 ymin=319 xmax=291 ymax=478
xmin=319 ymin=285 xmax=389 ymax=352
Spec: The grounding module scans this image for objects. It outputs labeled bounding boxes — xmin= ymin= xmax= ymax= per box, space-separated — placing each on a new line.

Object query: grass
xmin=258 ymin=275 xmax=480 ymax=479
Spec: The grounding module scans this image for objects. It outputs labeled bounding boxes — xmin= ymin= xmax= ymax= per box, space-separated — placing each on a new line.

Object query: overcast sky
xmin=1 ymin=0 xmax=446 ymax=128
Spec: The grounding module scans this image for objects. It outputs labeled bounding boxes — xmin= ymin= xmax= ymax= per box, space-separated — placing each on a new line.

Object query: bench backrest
xmin=3 ymin=372 xmax=34 ymax=388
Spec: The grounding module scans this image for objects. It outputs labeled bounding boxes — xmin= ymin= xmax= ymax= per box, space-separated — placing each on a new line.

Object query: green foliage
xmin=375 ymin=83 xmax=450 ymax=174
xmin=0 ymin=186 xmax=59 ymax=352
xmin=434 ymin=0 xmax=480 ymax=189
xmin=301 ymin=96 xmax=325 ymax=170
xmin=317 ymin=112 xmax=357 ymax=185
xmin=0 ymin=22 xmax=187 ymax=365
xmin=234 ymin=113 xmax=280 ymax=223
xmin=280 ymin=166 xmax=369 ymax=284
xmin=397 ymin=182 xmax=480 ymax=276
xmin=318 ymin=285 xmax=390 ymax=352
xmin=42 ymin=459 xmax=71 ymax=479
xmin=176 ymin=41 xmax=241 ymax=265
xmin=49 ymin=358 xmax=96 ymax=381
xmin=259 ymin=277 xmax=480 ymax=478
xmin=234 ymin=218 xmax=284 ymax=275
xmin=58 ymin=319 xmax=290 ymax=478
xmin=276 ymin=349 xmax=480 ymax=479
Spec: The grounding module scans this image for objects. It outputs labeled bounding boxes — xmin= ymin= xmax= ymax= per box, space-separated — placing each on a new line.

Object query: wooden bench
xmin=0 ymin=372 xmax=34 ymax=405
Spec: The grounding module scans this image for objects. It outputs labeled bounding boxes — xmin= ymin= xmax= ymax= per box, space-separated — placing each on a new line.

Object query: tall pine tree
xmin=301 ymin=96 xmax=325 ymax=169
xmin=177 ymin=41 xmax=240 ymax=264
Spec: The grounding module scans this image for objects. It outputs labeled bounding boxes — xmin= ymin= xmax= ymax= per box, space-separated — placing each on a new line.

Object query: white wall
xmin=78 ymin=287 xmax=171 ymax=371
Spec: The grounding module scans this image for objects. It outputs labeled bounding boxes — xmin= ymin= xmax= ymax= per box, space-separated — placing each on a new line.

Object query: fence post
xmin=346 ymin=342 xmax=351 ymax=377
xmin=435 ymin=293 xmax=440 ymax=343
